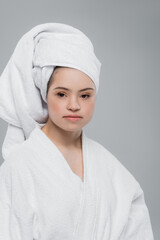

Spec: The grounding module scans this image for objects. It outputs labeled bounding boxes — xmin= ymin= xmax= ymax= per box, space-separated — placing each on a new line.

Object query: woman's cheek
xmin=82 ymin=101 xmax=95 ymax=118
xmin=49 ymin=100 xmax=65 ymax=115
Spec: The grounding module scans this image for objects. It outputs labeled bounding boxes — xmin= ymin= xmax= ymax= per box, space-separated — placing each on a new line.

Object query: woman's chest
xmin=27 ymin=148 xmax=133 ymax=240
xmin=32 ymin=169 xmax=83 ymax=239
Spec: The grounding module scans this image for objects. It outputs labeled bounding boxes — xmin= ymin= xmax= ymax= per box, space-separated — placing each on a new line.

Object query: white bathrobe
xmin=0 ymin=124 xmax=154 ymax=240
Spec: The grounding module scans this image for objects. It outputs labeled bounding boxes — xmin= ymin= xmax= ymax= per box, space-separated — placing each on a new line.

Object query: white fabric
xmin=0 ymin=124 xmax=154 ymax=239
xmin=0 ymin=23 xmax=101 ymax=160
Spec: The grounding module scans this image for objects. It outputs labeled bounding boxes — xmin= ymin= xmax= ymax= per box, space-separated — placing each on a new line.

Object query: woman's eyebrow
xmin=79 ymin=88 xmax=95 ymax=92
xmin=53 ymin=87 xmax=95 ymax=92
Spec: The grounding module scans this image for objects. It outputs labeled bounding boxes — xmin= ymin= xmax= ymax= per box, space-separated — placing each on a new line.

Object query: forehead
xmin=51 ymin=67 xmax=95 ymax=88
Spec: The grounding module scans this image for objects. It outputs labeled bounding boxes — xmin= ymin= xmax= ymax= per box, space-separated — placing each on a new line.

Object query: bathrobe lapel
xmin=34 ymin=125 xmax=88 ymax=186
xmin=31 ymin=125 xmax=98 ymax=237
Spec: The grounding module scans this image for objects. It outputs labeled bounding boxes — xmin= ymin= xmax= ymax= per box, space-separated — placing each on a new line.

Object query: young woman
xmin=0 ymin=23 xmax=154 ymax=239
xmin=41 ymin=66 xmax=96 ymax=183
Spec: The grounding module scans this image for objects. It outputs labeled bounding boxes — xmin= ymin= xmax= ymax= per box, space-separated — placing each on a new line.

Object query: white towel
xmin=0 ymin=23 xmax=101 ymax=159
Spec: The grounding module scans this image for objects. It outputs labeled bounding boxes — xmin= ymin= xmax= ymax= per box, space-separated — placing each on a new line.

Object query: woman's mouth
xmin=63 ymin=115 xmax=82 ymax=122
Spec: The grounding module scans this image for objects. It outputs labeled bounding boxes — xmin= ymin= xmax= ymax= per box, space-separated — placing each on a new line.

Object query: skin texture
xmin=41 ymin=67 xmax=96 ymax=181
xmin=42 ymin=66 xmax=96 ymax=148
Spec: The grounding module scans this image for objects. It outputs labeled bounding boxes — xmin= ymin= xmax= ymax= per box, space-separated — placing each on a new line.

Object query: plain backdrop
xmin=0 ymin=0 xmax=159 ymax=239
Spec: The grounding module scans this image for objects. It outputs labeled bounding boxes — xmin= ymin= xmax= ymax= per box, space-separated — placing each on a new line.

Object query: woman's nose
xmin=67 ymin=97 xmax=80 ymax=111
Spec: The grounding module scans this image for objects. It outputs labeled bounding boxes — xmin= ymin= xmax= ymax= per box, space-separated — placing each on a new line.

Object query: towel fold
xmin=0 ymin=22 xmax=101 ymax=159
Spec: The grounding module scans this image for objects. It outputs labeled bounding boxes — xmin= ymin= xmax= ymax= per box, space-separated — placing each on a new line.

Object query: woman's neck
xmin=41 ymin=118 xmax=82 ymax=149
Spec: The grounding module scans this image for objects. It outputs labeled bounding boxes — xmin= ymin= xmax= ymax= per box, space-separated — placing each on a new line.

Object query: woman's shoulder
xmin=86 ymin=135 xmax=142 ymax=193
xmin=1 ymin=136 xmax=35 ymax=171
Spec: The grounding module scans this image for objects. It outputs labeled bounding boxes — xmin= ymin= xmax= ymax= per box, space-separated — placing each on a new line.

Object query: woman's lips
xmin=63 ymin=116 xmax=82 ymax=122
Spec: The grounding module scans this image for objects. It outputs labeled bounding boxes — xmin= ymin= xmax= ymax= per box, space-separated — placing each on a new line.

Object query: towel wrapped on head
xmin=0 ymin=23 xmax=101 ymax=159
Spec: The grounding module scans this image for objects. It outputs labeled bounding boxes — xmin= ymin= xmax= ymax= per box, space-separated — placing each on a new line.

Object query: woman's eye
xmin=57 ymin=92 xmax=66 ymax=97
xmin=81 ymin=94 xmax=90 ymax=99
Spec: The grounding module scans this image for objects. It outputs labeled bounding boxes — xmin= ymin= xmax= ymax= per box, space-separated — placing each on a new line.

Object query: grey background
xmin=0 ymin=0 xmax=159 ymax=238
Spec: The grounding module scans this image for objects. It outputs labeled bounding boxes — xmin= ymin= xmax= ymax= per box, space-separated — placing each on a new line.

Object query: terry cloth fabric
xmin=0 ymin=124 xmax=154 ymax=239
xmin=0 ymin=23 xmax=101 ymax=159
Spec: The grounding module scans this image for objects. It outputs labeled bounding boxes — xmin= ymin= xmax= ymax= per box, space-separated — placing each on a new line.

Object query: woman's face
xmin=46 ymin=67 xmax=96 ymax=132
